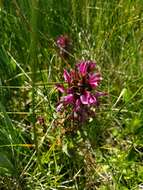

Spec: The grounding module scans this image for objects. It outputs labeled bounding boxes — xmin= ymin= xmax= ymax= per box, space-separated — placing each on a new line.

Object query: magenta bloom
xmin=56 ymin=35 xmax=71 ymax=59
xmin=77 ymin=60 xmax=96 ymax=76
xmin=56 ymin=60 xmax=105 ymax=122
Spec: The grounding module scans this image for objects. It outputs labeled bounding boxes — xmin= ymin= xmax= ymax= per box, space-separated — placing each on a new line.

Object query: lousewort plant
xmin=56 ymin=61 xmax=106 ymax=124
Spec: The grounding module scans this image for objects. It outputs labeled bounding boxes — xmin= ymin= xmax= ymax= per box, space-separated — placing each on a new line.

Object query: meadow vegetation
xmin=0 ymin=0 xmax=143 ymax=189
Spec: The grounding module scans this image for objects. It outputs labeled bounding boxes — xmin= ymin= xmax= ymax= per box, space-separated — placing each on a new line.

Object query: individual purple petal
xmin=80 ymin=91 xmax=90 ymax=104
xmin=89 ymin=95 xmax=97 ymax=104
xmin=63 ymin=94 xmax=74 ymax=104
xmin=64 ymin=69 xmax=71 ymax=83
xmin=74 ymin=99 xmax=82 ymax=111
xmin=56 ymin=103 xmax=63 ymax=112
xmin=56 ymin=84 xmax=65 ymax=93
xmin=77 ymin=61 xmax=88 ymax=76
xmin=77 ymin=60 xmax=96 ymax=76
xmin=88 ymin=73 xmax=102 ymax=88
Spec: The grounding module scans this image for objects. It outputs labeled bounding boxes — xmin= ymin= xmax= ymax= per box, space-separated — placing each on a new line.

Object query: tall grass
xmin=0 ymin=0 xmax=143 ymax=189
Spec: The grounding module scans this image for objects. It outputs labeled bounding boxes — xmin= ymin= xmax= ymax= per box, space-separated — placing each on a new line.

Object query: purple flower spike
xmin=56 ymin=35 xmax=72 ymax=59
xmin=56 ymin=60 xmax=106 ymax=123
xmin=56 ymin=35 xmax=69 ymax=49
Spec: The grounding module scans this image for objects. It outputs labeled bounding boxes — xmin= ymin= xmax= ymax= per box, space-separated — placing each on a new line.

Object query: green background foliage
xmin=0 ymin=0 xmax=143 ymax=189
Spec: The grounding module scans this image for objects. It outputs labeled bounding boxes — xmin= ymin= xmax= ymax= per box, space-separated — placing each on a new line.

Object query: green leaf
xmin=62 ymin=141 xmax=70 ymax=157
xmin=122 ymin=88 xmax=131 ymax=103
xmin=0 ymin=152 xmax=15 ymax=176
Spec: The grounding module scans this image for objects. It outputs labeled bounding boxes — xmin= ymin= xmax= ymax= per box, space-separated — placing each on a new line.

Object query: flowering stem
xmin=56 ymin=60 xmax=104 ymax=124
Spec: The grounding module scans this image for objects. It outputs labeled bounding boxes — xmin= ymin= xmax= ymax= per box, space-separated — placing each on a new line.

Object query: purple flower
xmin=56 ymin=84 xmax=65 ymax=93
xmin=56 ymin=60 xmax=106 ymax=122
xmin=56 ymin=36 xmax=67 ymax=48
xmin=77 ymin=60 xmax=96 ymax=76
xmin=62 ymin=94 xmax=74 ymax=104
xmin=80 ymin=91 xmax=90 ymax=104
xmin=56 ymin=35 xmax=72 ymax=59
xmin=78 ymin=61 xmax=88 ymax=76
xmin=63 ymin=69 xmax=71 ymax=83
xmin=88 ymin=73 xmax=102 ymax=88
xmin=80 ymin=91 xmax=97 ymax=105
